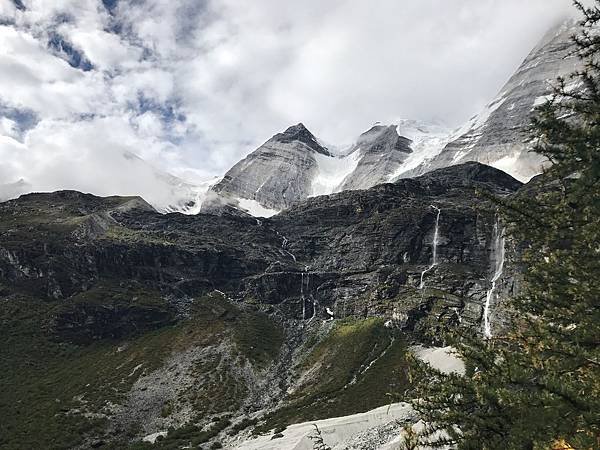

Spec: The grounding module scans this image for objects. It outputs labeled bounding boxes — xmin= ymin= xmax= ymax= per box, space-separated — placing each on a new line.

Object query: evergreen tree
xmin=406 ymin=2 xmax=600 ymax=449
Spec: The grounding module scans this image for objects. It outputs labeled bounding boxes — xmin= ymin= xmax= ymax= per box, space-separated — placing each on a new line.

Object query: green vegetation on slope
xmin=0 ymin=287 xmax=284 ymax=450
xmin=255 ymin=318 xmax=409 ymax=434
xmin=232 ymin=311 xmax=284 ymax=367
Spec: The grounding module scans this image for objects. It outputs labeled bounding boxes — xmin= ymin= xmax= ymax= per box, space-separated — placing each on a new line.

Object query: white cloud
xmin=0 ymin=0 xmax=579 ymax=205
xmin=0 ymin=25 xmax=106 ymax=117
xmin=66 ymin=27 xmax=142 ymax=70
xmin=0 ymin=117 xmax=18 ymax=138
xmin=0 ymin=0 xmax=17 ymax=17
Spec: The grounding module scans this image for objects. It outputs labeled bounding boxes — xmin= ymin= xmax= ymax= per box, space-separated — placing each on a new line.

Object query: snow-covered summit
xmin=199 ymin=120 xmax=449 ymax=214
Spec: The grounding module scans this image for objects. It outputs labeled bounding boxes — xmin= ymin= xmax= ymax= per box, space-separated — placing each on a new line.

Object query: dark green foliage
xmin=232 ymin=311 xmax=284 ymax=367
xmin=0 ymin=294 xmax=176 ymax=450
xmin=147 ymin=417 xmax=231 ymax=449
xmin=182 ymin=353 xmax=248 ymax=417
xmin=0 ymin=292 xmax=267 ymax=449
xmin=408 ymin=3 xmax=600 ymax=449
xmin=228 ymin=417 xmax=259 ymax=436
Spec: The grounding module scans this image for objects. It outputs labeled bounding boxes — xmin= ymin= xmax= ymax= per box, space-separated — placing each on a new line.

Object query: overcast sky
xmin=0 ymin=0 xmax=577 ymax=192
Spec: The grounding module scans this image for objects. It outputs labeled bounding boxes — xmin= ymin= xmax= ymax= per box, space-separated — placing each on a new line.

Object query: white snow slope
xmin=310 ymin=150 xmax=362 ymax=197
xmin=233 ymin=346 xmax=463 ymax=450
xmin=388 ymin=120 xmax=451 ymax=181
xmin=233 ymin=403 xmax=414 ymax=450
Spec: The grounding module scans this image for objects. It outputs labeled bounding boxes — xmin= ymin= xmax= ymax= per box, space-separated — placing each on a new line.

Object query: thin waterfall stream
xmin=419 ymin=205 xmax=441 ymax=290
xmin=483 ymin=216 xmax=505 ymax=338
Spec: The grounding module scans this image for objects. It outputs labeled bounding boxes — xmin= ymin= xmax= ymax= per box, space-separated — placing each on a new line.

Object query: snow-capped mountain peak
xmin=400 ymin=19 xmax=582 ymax=182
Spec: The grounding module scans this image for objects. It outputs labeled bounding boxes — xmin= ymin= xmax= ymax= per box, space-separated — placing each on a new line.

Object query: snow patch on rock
xmin=142 ymin=431 xmax=167 ymax=444
xmin=388 ymin=120 xmax=451 ymax=181
xmin=411 ymin=345 xmax=465 ymax=375
xmin=235 ymin=197 xmax=280 ymax=217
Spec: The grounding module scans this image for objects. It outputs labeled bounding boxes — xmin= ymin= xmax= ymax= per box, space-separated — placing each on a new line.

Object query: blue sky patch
xmin=47 ymin=32 xmax=94 ymax=72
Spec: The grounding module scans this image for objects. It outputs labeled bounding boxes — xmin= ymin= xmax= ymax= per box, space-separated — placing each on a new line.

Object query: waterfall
xmin=301 ymin=271 xmax=306 ymax=320
xmin=419 ymin=205 xmax=441 ymax=290
xmin=307 ymin=289 xmax=317 ymax=323
xmin=483 ymin=216 xmax=505 ymax=339
xmin=275 ymin=230 xmax=297 ymax=262
xmin=326 ymin=307 xmax=334 ymax=321
xmin=300 ymin=265 xmax=310 ymax=320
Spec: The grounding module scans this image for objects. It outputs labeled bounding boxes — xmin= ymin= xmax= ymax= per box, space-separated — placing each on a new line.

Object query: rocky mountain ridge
xmin=204 ymin=123 xmax=331 ymax=213
xmin=0 ymin=162 xmax=524 ymax=449
xmin=202 ymin=120 xmax=451 ymax=215
xmin=337 ymin=125 xmax=413 ymax=191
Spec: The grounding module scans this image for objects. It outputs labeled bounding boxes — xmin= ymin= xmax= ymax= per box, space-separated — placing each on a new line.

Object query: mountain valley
xmin=0 ymin=12 xmax=594 ymax=450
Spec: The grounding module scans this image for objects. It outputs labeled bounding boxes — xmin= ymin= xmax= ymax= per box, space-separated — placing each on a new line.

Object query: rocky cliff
xmin=0 ymin=162 xmax=524 ymax=449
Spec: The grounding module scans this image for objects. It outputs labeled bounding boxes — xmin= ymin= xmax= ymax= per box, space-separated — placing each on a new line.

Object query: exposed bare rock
xmin=204 ymin=123 xmax=330 ymax=211
xmin=339 ymin=125 xmax=412 ymax=191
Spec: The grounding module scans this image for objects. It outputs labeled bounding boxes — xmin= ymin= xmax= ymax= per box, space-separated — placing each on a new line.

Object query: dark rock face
xmin=54 ymin=295 xmax=177 ymax=345
xmin=271 ymin=123 xmax=330 ymax=154
xmin=257 ymin=162 xmax=523 ymax=337
xmin=0 ymin=190 xmax=285 ymax=344
xmin=0 ymin=163 xmax=522 ymax=341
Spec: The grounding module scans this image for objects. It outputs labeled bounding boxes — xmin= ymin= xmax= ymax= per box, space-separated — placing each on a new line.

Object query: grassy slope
xmin=0 ymin=288 xmax=283 ymax=450
xmin=255 ymin=318 xmax=409 ymax=435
